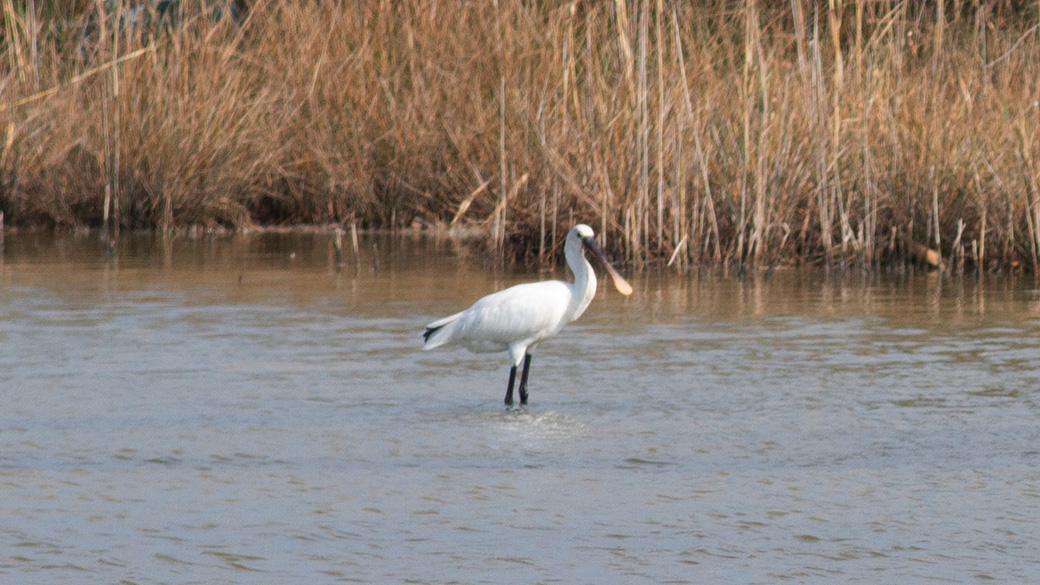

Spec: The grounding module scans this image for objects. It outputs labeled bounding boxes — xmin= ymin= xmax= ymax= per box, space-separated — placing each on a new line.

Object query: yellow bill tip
xmin=608 ymin=271 xmax=633 ymax=296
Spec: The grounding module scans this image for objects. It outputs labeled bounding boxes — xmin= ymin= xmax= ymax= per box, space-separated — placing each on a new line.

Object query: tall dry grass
xmin=1 ymin=0 xmax=1040 ymax=271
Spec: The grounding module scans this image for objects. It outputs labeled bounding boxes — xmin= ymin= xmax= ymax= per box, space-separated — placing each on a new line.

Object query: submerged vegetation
xmin=2 ymin=1 xmax=1040 ymax=271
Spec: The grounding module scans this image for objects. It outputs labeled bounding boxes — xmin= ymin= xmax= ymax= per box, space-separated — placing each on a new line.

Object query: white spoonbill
xmin=421 ymin=224 xmax=633 ymax=406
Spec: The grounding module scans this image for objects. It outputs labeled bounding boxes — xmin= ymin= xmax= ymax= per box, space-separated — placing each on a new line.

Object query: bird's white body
xmin=422 ymin=246 xmax=596 ymax=367
xmin=421 ymin=224 xmax=630 ymax=405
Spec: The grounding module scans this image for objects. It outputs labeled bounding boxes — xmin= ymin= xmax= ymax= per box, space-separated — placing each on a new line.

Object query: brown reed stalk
xmin=655 ymin=0 xmax=665 ymax=253
xmin=861 ymin=70 xmax=876 ymax=266
xmin=496 ymin=74 xmax=507 ymax=252
xmin=2 ymin=1 xmax=1040 ymax=273
xmin=2 ymin=0 xmax=27 ymax=82
xmin=811 ymin=10 xmax=834 ymax=262
xmin=636 ymin=0 xmax=649 ymax=262
xmin=109 ymin=0 xmax=123 ymax=234
xmin=672 ymin=9 xmax=720 ymax=266
xmin=1020 ymin=120 xmax=1040 ymax=272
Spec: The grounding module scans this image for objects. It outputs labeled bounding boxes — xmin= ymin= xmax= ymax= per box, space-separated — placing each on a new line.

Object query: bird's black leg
xmin=518 ymin=353 xmax=532 ymax=405
xmin=504 ymin=364 xmax=518 ymax=406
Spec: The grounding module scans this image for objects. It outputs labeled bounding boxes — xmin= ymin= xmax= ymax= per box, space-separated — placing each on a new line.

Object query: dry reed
xmin=1 ymin=0 xmax=1040 ymax=271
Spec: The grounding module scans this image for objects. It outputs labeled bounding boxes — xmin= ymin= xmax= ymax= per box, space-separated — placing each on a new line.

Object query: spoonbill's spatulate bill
xmin=422 ymin=224 xmax=632 ymax=406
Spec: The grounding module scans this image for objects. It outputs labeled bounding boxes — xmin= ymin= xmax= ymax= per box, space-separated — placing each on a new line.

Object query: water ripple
xmin=3 ymin=236 xmax=1040 ymax=583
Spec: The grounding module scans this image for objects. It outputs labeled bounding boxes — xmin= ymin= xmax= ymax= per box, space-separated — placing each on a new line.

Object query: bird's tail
xmin=421 ymin=312 xmax=463 ymax=350
xmin=421 ymin=324 xmax=444 ymax=344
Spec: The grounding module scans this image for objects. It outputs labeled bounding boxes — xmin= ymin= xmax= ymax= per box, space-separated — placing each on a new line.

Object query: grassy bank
xmin=2 ymin=1 xmax=1040 ymax=271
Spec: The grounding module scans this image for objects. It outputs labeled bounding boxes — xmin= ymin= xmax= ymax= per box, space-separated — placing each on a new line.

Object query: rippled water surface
xmin=3 ymin=231 xmax=1040 ymax=584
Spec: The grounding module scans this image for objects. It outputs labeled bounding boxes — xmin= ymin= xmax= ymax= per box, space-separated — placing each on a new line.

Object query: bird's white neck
xmin=564 ymin=235 xmax=597 ymax=321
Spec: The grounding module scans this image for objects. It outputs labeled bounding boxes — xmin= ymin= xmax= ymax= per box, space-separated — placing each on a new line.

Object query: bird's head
xmin=571 ymin=224 xmax=633 ymax=296
xmin=574 ymin=223 xmax=595 ymax=240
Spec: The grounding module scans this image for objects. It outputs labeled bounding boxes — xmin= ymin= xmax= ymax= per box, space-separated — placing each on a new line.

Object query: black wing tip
xmin=421 ymin=325 xmax=442 ymax=343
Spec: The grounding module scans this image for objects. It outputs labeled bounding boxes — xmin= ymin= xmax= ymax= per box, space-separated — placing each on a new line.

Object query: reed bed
xmin=2 ymin=0 xmax=1040 ymax=271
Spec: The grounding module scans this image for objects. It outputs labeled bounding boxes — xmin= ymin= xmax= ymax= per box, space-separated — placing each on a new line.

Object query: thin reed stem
xmin=0 ymin=1 xmax=1038 ymax=272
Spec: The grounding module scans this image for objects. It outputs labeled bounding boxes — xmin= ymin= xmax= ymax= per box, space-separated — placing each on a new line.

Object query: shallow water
xmin=2 ymin=231 xmax=1040 ymax=584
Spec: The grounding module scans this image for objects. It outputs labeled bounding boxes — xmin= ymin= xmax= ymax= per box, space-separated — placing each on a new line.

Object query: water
xmin=2 ymin=231 xmax=1040 ymax=584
